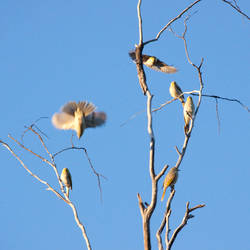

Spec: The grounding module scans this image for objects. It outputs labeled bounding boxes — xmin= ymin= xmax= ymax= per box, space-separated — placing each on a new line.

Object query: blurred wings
xmin=86 ymin=112 xmax=107 ymax=128
xmin=52 ymin=113 xmax=75 ymax=130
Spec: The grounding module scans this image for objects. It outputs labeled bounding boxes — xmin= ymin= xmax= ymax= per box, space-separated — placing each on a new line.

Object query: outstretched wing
xmin=52 ymin=112 xmax=75 ymax=130
xmin=150 ymin=59 xmax=177 ymax=73
xmin=62 ymin=102 xmax=78 ymax=116
xmin=85 ymin=111 xmax=107 ymax=128
xmin=78 ymin=101 xmax=96 ymax=116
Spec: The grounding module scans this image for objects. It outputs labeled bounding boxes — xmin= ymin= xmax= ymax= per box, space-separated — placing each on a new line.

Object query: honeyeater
xmin=60 ymin=168 xmax=72 ymax=197
xmin=129 ymin=51 xmax=177 ymax=74
xmin=169 ymin=81 xmax=185 ymax=106
xmin=161 ymin=167 xmax=178 ymax=201
xmin=183 ymin=96 xmax=195 ymax=134
xmin=52 ymin=101 xmax=107 ymax=139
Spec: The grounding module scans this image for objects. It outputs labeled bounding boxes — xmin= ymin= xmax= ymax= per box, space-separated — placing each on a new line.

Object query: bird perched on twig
xmin=183 ymin=96 xmax=195 ymax=134
xmin=161 ymin=167 xmax=179 ymax=201
xmin=129 ymin=51 xmax=177 ymax=74
xmin=169 ymin=81 xmax=185 ymax=106
xmin=52 ymin=101 xmax=107 ymax=139
xmin=60 ymin=168 xmax=72 ymax=197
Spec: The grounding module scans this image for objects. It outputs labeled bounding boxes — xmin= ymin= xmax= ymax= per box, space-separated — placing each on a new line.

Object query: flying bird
xmin=161 ymin=167 xmax=179 ymax=201
xmin=169 ymin=81 xmax=185 ymax=106
xmin=52 ymin=101 xmax=107 ymax=139
xmin=183 ymin=96 xmax=195 ymax=134
xmin=129 ymin=51 xmax=177 ymax=74
xmin=60 ymin=168 xmax=72 ymax=197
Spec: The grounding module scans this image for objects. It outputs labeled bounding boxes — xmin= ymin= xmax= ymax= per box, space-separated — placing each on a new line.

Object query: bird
xmin=183 ymin=96 xmax=195 ymax=134
xmin=169 ymin=81 xmax=185 ymax=106
xmin=60 ymin=168 xmax=72 ymax=197
xmin=129 ymin=51 xmax=177 ymax=74
xmin=52 ymin=101 xmax=107 ymax=139
xmin=161 ymin=167 xmax=179 ymax=201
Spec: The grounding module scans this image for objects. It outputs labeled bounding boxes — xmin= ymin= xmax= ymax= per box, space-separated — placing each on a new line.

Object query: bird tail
xmin=66 ymin=187 xmax=69 ymax=197
xmin=161 ymin=188 xmax=167 ymax=201
xmin=78 ymin=102 xmax=96 ymax=116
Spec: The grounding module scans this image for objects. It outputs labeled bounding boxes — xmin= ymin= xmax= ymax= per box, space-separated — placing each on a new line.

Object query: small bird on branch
xmin=183 ymin=96 xmax=195 ymax=134
xmin=129 ymin=51 xmax=177 ymax=74
xmin=161 ymin=166 xmax=179 ymax=201
xmin=52 ymin=101 xmax=107 ymax=139
xmin=61 ymin=168 xmax=72 ymax=197
xmin=169 ymin=81 xmax=185 ymax=106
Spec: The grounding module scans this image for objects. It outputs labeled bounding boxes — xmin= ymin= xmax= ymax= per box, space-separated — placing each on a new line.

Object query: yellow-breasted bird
xmin=60 ymin=168 xmax=72 ymax=197
xmin=52 ymin=101 xmax=107 ymax=139
xmin=161 ymin=167 xmax=179 ymax=201
xmin=183 ymin=96 xmax=195 ymax=134
xmin=169 ymin=81 xmax=185 ymax=106
xmin=129 ymin=51 xmax=177 ymax=74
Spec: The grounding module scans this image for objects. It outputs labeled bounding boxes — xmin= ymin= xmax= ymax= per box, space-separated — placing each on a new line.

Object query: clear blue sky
xmin=1 ymin=1 xmax=250 ymax=250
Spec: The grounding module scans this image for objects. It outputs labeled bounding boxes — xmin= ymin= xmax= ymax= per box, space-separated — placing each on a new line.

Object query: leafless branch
xmin=215 ymin=98 xmax=221 ymax=134
xmin=0 ymin=138 xmax=92 ymax=250
xmin=156 ymin=189 xmax=175 ymax=250
xmin=167 ymin=202 xmax=205 ymax=249
xmin=143 ymin=0 xmax=202 ymax=45
xmin=190 ymin=93 xmax=250 ymax=113
xmin=53 ymin=146 xmax=107 ymax=201
xmin=21 ymin=117 xmax=49 ymax=142
xmin=222 ymin=0 xmax=250 ymax=20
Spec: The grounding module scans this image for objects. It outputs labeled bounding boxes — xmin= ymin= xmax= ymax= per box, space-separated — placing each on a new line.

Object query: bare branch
xmin=0 ymin=139 xmax=68 ymax=203
xmin=156 ymin=189 xmax=175 ymax=250
xmin=21 ymin=116 xmax=49 ymax=142
xmin=53 ymin=146 xmax=106 ymax=201
xmin=215 ymin=98 xmax=221 ymax=135
xmin=137 ymin=0 xmax=143 ymax=44
xmin=222 ymin=0 xmax=250 ymax=20
xmin=1 ymin=137 xmax=92 ymax=250
xmin=167 ymin=202 xmax=205 ymax=249
xmin=190 ymin=93 xmax=250 ymax=113
xmin=156 ymin=164 xmax=169 ymax=182
xmin=144 ymin=0 xmax=202 ymax=45
xmin=152 ymin=90 xmax=200 ymax=113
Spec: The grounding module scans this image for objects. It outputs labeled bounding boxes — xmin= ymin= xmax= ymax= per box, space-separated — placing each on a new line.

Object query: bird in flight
xmin=52 ymin=101 xmax=106 ymax=139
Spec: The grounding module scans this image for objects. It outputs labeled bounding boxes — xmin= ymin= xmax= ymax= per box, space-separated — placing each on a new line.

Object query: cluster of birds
xmin=129 ymin=51 xmax=195 ymax=201
xmin=52 ymin=101 xmax=107 ymax=197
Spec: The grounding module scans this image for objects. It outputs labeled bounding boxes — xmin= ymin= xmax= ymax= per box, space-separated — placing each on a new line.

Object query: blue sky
xmin=1 ymin=1 xmax=250 ymax=250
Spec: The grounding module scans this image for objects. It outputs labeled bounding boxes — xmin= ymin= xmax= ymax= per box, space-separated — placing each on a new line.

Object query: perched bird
xmin=129 ymin=51 xmax=177 ymax=74
xmin=52 ymin=101 xmax=107 ymax=139
xmin=169 ymin=81 xmax=185 ymax=106
xmin=183 ymin=96 xmax=195 ymax=134
xmin=60 ymin=168 xmax=72 ymax=197
xmin=161 ymin=167 xmax=179 ymax=201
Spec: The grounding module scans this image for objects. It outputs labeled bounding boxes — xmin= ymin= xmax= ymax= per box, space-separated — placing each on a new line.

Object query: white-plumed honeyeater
xmin=52 ymin=101 xmax=107 ymax=139
xmin=183 ymin=96 xmax=195 ymax=134
xmin=161 ymin=167 xmax=179 ymax=201
xmin=60 ymin=168 xmax=72 ymax=197
xmin=129 ymin=51 xmax=177 ymax=74
xmin=169 ymin=81 xmax=185 ymax=106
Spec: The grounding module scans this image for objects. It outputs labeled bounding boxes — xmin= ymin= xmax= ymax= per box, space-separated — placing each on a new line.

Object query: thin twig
xmin=21 ymin=116 xmax=49 ymax=142
xmin=1 ymin=137 xmax=92 ymax=250
xmin=0 ymin=139 xmax=68 ymax=203
xmin=215 ymin=98 xmax=221 ymax=135
xmin=167 ymin=202 xmax=205 ymax=249
xmin=190 ymin=93 xmax=250 ymax=113
xmin=221 ymin=0 xmax=250 ymax=20
xmin=143 ymin=0 xmax=202 ymax=45
xmin=53 ymin=146 xmax=106 ymax=201
xmin=156 ymin=189 xmax=175 ymax=250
